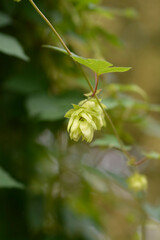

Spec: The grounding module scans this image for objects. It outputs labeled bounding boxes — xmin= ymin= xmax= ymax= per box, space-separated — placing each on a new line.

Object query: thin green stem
xmin=28 ymin=0 xmax=94 ymax=91
xmin=28 ymin=0 xmax=71 ymax=56
xmin=28 ymin=0 xmax=132 ymax=161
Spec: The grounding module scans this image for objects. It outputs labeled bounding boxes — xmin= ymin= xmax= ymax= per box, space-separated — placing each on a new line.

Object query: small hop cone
xmin=65 ymin=98 xmax=106 ymax=143
xmin=127 ymin=172 xmax=148 ymax=192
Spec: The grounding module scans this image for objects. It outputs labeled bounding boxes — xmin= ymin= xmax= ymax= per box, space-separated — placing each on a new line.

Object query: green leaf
xmin=0 ymin=33 xmax=29 ymax=61
xmin=73 ymin=56 xmax=131 ymax=75
xmin=91 ymin=134 xmax=131 ymax=150
xmin=26 ymin=91 xmax=82 ymax=121
xmin=0 ymin=167 xmax=23 ymax=189
xmin=89 ymin=5 xmax=138 ymax=19
xmin=42 ymin=45 xmax=78 ymax=57
xmin=149 ymin=104 xmax=160 ymax=112
xmin=102 ymin=98 xmax=119 ymax=110
xmin=144 ymin=204 xmax=160 ymax=223
xmin=140 ymin=117 xmax=160 ymax=138
xmin=73 ymin=56 xmax=112 ymax=74
xmin=143 ymin=151 xmax=160 ymax=160
xmin=0 ymin=11 xmax=12 ymax=28
xmin=120 ymin=97 xmax=139 ymax=108
xmin=70 ymin=0 xmax=100 ymax=9
xmin=4 ymin=68 xmax=48 ymax=94
xmin=108 ymin=84 xmax=147 ymax=100
xmin=43 ymin=45 xmax=131 ymax=75
xmin=83 ymin=165 xmax=128 ymax=189
xmin=95 ymin=27 xmax=123 ymax=47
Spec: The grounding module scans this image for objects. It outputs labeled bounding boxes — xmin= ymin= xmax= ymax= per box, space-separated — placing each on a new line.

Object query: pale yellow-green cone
xmin=79 ymin=98 xmax=106 ymax=114
xmin=79 ymin=98 xmax=106 ymax=130
xmin=65 ymin=98 xmax=106 ymax=142
xmin=127 ymin=172 xmax=148 ymax=192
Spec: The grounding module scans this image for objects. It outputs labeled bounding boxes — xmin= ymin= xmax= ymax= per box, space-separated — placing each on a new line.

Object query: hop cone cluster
xmin=65 ymin=98 xmax=106 ymax=142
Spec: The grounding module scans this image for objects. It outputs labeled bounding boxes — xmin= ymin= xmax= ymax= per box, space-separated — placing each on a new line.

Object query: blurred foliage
xmin=0 ymin=0 xmax=160 ymax=240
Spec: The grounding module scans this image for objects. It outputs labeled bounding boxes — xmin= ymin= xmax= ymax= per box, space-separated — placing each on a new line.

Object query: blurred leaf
xmin=103 ymin=96 xmax=144 ymax=110
xmin=105 ymin=170 xmax=128 ymax=188
xmin=127 ymin=114 xmax=145 ymax=123
xmin=103 ymin=95 xmax=155 ymax=113
xmin=143 ymin=151 xmax=160 ymax=160
xmin=120 ymin=97 xmax=139 ymax=108
xmin=83 ymin=165 xmax=128 ymax=188
xmin=26 ymin=91 xmax=82 ymax=121
xmin=0 ymin=11 xmax=12 ymax=28
xmin=102 ymin=31 xmax=123 ymax=47
xmin=140 ymin=117 xmax=160 ymax=138
xmin=4 ymin=68 xmax=48 ymax=94
xmin=95 ymin=27 xmax=123 ymax=47
xmin=83 ymin=169 xmax=108 ymax=192
xmin=149 ymin=104 xmax=160 ymax=112
xmin=0 ymin=167 xmax=23 ymax=189
xmin=108 ymin=84 xmax=147 ymax=100
xmin=89 ymin=5 xmax=138 ymax=19
xmin=102 ymin=98 xmax=119 ymax=110
xmin=91 ymin=134 xmax=131 ymax=150
xmin=0 ymin=33 xmax=29 ymax=61
xmin=70 ymin=0 xmax=100 ymax=9
xmin=144 ymin=204 xmax=160 ymax=223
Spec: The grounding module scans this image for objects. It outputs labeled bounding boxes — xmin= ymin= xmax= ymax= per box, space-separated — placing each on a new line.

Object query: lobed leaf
xmin=43 ymin=45 xmax=131 ymax=75
xmin=73 ymin=56 xmax=131 ymax=75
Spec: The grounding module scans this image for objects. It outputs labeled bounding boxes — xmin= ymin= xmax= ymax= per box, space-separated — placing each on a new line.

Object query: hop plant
xmin=127 ymin=172 xmax=148 ymax=192
xmin=65 ymin=98 xmax=106 ymax=142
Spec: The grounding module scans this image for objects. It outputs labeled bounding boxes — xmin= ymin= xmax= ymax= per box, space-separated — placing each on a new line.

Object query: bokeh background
xmin=0 ymin=0 xmax=160 ymax=239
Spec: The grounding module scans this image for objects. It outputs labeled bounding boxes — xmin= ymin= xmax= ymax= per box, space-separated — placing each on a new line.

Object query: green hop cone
xmin=79 ymin=98 xmax=106 ymax=130
xmin=65 ymin=98 xmax=106 ymax=143
xmin=127 ymin=172 xmax=148 ymax=192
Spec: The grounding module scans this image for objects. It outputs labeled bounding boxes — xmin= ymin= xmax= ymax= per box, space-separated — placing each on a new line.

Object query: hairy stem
xmin=28 ymin=0 xmax=131 ymax=160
